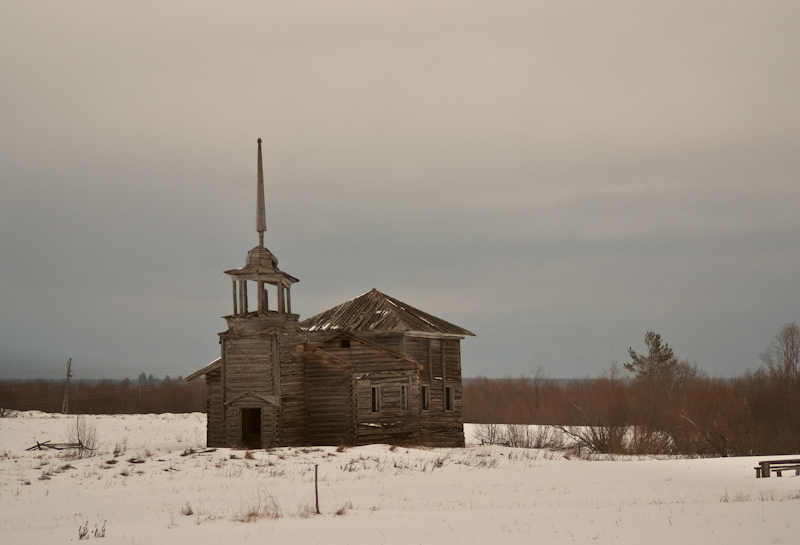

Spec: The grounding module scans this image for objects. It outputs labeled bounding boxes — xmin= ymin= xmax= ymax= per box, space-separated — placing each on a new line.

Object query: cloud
xmin=1 ymin=2 xmax=799 ymax=378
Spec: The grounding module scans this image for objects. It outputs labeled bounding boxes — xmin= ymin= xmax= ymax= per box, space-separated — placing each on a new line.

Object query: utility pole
xmin=61 ymin=358 xmax=72 ymax=414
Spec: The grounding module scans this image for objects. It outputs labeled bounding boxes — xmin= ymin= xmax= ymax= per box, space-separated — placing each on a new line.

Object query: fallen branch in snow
xmin=26 ymin=440 xmax=93 ymax=452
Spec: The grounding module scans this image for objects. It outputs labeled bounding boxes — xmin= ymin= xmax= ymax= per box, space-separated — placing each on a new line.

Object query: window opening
xmin=400 ymin=385 xmax=409 ymax=411
xmin=445 ymin=386 xmax=454 ymax=411
xmin=371 ymin=386 xmax=381 ymax=413
xmin=421 ymin=385 xmax=430 ymax=411
xmin=340 ymin=339 xmax=351 ymax=349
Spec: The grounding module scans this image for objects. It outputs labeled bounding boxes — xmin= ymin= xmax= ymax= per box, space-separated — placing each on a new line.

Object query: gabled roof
xmin=224 ymin=391 xmax=278 ymax=406
xmin=299 ymin=289 xmax=474 ymax=337
xmin=312 ymin=331 xmax=423 ymax=371
xmin=298 ymin=343 xmax=356 ymax=372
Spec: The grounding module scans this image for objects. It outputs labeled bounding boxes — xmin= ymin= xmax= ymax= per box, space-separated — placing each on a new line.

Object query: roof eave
xmin=186 ymin=358 xmax=221 ymax=381
xmin=402 ymin=331 xmax=475 ymax=339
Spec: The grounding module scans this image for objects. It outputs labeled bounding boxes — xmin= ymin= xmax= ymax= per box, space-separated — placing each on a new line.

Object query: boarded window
xmin=445 ymin=386 xmax=454 ymax=411
xmin=371 ymin=386 xmax=381 ymax=413
xmin=400 ymin=385 xmax=409 ymax=411
xmin=421 ymin=385 xmax=430 ymax=411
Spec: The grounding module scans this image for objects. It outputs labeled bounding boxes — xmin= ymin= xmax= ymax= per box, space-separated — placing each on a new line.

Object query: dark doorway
xmin=241 ymin=408 xmax=262 ymax=448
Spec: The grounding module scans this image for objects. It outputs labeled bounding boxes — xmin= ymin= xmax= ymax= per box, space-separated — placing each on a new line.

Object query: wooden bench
xmin=754 ymin=459 xmax=800 ymax=478
xmin=772 ymin=465 xmax=800 ymax=477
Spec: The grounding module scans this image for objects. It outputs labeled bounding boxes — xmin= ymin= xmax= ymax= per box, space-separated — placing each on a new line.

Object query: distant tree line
xmin=464 ymin=323 xmax=800 ymax=456
xmin=3 ymin=324 xmax=799 ymax=457
xmin=0 ymin=375 xmax=206 ymax=414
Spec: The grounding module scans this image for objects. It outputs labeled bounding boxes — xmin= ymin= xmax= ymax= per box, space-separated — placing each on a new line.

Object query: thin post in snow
xmin=315 ymin=464 xmax=320 ymax=514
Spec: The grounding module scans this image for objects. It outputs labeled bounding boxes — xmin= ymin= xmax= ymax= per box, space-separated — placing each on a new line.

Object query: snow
xmin=1 ymin=412 xmax=799 ymax=544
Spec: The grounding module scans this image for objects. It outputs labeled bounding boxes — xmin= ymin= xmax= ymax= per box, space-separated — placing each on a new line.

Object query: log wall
xmin=405 ymin=336 xmax=465 ymax=447
xmin=353 ymin=372 xmax=420 ymax=445
xmin=276 ymin=333 xmax=307 ymax=446
xmin=206 ymin=368 xmax=224 ymax=447
xmin=317 ymin=335 xmax=421 ymax=445
xmin=223 ymin=336 xmax=274 ymax=401
xmin=209 ymin=327 xmax=308 ymax=449
xmin=305 ymin=358 xmax=355 ymax=446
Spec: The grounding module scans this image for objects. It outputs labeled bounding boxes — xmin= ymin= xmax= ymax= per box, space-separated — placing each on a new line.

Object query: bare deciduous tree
xmin=530 ymin=364 xmax=550 ymax=416
xmin=558 ymin=364 xmax=631 ymax=454
xmin=65 ymin=415 xmax=98 ymax=458
xmin=760 ymin=322 xmax=800 ymax=383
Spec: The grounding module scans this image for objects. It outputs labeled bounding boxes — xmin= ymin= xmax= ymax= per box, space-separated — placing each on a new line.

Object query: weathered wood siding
xmin=315 ymin=335 xmax=421 ymax=445
xmin=210 ymin=327 xmax=307 ymax=449
xmin=318 ymin=336 xmax=418 ymax=374
xmin=223 ymin=336 xmax=274 ymax=400
xmin=444 ymin=339 xmax=462 ymax=382
xmin=220 ymin=334 xmax=276 ymax=448
xmin=277 ymin=333 xmax=306 ymax=446
xmin=304 ymin=357 xmax=355 ymax=446
xmin=404 ymin=336 xmax=465 ymax=447
xmin=352 ymin=331 xmax=405 ymax=355
xmin=353 ymin=373 xmax=420 ymax=445
xmin=205 ymin=369 xmax=224 ymax=447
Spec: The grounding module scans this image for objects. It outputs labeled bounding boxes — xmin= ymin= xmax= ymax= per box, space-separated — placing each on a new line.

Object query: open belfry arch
xmin=188 ymin=139 xmax=474 ymax=448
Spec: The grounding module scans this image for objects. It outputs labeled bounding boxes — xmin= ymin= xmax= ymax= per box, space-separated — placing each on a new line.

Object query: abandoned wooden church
xmin=187 ymin=140 xmax=473 ymax=448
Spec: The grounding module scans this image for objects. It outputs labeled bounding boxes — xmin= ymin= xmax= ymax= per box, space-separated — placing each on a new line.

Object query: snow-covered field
xmin=1 ymin=412 xmax=798 ymax=544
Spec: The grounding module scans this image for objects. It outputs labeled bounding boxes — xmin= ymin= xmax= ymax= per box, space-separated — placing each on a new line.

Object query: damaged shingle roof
xmin=299 ymin=289 xmax=474 ymax=336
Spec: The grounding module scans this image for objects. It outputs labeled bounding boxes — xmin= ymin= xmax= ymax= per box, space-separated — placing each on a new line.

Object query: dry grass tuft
xmin=113 ymin=437 xmax=128 ymax=457
xmin=233 ymin=487 xmax=281 ymax=522
xmin=334 ymin=501 xmax=353 ymax=516
xmin=296 ymin=501 xmax=316 ymax=518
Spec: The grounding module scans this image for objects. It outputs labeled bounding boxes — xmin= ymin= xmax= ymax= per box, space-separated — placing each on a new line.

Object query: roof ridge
xmin=299 ymin=290 xmax=474 ymax=336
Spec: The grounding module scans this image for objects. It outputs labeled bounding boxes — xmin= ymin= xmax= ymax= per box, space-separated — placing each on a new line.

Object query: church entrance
xmin=240 ymin=408 xmax=262 ymax=448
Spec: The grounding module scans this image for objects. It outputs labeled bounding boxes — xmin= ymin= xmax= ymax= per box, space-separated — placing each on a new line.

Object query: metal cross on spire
xmin=256 ymin=138 xmax=267 ymax=247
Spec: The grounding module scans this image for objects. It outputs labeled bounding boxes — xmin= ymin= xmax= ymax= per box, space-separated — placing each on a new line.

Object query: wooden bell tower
xmin=216 ymin=138 xmax=302 ymax=448
xmin=225 ymin=138 xmax=298 ymax=320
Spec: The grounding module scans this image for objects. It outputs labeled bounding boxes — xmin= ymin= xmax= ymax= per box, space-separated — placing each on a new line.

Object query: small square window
xmin=371 ymin=386 xmax=381 ymax=413
xmin=340 ymin=339 xmax=351 ymax=348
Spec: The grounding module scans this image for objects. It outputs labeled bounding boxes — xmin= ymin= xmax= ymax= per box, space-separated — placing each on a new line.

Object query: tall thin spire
xmin=256 ymin=138 xmax=266 ymax=247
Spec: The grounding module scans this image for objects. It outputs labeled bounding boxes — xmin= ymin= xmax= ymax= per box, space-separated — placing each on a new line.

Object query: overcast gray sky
xmin=1 ymin=2 xmax=798 ymax=380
